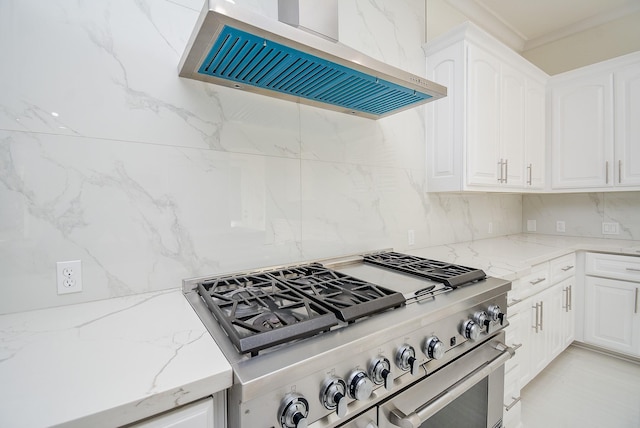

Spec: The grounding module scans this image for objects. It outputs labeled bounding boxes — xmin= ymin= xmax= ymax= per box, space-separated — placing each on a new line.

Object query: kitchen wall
xmin=523 ymin=192 xmax=640 ymax=240
xmin=0 ymin=0 xmax=522 ymax=315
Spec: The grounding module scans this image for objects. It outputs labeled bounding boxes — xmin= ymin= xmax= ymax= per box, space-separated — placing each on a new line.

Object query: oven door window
xmin=420 ymin=378 xmax=488 ymax=428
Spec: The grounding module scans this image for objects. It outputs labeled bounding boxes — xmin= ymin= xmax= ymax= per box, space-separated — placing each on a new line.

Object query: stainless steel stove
xmin=183 ymin=250 xmax=513 ymax=428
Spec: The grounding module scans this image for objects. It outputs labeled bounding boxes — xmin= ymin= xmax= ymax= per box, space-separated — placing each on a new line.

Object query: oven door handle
xmin=388 ymin=343 xmax=515 ymax=428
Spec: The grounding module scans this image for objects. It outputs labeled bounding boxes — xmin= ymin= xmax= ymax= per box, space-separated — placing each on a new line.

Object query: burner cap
xmin=253 ymin=311 xmax=297 ymax=330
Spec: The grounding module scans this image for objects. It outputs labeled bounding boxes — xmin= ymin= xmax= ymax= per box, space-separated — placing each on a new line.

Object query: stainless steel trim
xmin=606 ymin=161 xmax=610 ymax=184
xmin=561 ymin=265 xmax=574 ymax=272
xmin=529 ymin=277 xmax=546 ymax=285
xmin=504 ymin=396 xmax=521 ymax=412
xmin=527 ymin=164 xmax=532 ymax=186
xmin=497 ymin=159 xmax=504 ymax=183
xmin=619 ymin=160 xmax=622 ymax=183
xmin=387 ymin=343 xmax=514 ymax=428
xmin=563 ymin=287 xmax=569 ymax=312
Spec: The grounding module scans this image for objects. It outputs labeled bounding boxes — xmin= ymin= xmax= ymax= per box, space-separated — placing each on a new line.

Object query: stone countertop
xmin=407 ymin=234 xmax=640 ymax=281
xmin=0 ymin=289 xmax=232 ymax=428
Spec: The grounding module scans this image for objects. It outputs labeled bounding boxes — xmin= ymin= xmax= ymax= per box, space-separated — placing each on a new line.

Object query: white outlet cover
xmin=57 ymin=260 xmax=82 ymax=294
xmin=527 ymin=220 xmax=537 ymax=232
xmin=556 ymin=221 xmax=566 ymax=233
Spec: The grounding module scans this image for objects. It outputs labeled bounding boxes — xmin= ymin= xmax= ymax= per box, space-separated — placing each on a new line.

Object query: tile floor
xmin=521 ymin=345 xmax=640 ymax=427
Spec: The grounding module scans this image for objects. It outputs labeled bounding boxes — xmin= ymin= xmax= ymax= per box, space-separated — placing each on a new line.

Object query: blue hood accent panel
xmin=197 ymin=26 xmax=432 ymax=116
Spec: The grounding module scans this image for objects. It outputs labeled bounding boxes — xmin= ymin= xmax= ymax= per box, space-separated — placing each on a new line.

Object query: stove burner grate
xmin=363 ymin=251 xmax=486 ymax=288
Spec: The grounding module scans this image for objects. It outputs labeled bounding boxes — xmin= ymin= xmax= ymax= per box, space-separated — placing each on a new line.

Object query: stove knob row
xmin=320 ymin=377 xmax=347 ymax=417
xmin=424 ymin=336 xmax=445 ymax=360
xmin=278 ymin=393 xmax=309 ymax=428
xmin=369 ymin=357 xmax=393 ymax=390
xmin=461 ymin=319 xmax=481 ymax=341
xmin=488 ymin=304 xmax=505 ymax=325
xmin=395 ymin=344 xmax=418 ymax=375
xmin=347 ymin=369 xmax=374 ymax=401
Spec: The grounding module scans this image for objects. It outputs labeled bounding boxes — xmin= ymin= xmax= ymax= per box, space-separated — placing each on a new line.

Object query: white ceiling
xmin=445 ymin=0 xmax=640 ymax=52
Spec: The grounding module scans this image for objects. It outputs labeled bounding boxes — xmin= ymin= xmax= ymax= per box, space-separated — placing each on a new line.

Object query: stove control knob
xmin=347 ymin=370 xmax=373 ymax=401
xmin=488 ymin=304 xmax=505 ymax=325
xmin=461 ymin=319 xmax=481 ymax=341
xmin=473 ymin=311 xmax=491 ymax=333
xmin=395 ymin=345 xmax=418 ymax=375
xmin=320 ymin=377 xmax=347 ymax=418
xmin=278 ymin=393 xmax=309 ymax=428
xmin=424 ymin=336 xmax=445 ymax=360
xmin=369 ymin=357 xmax=393 ymax=390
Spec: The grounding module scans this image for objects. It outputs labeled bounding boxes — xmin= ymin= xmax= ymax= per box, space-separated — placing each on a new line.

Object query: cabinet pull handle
xmin=619 ymin=160 xmax=622 ymax=183
xmin=539 ymin=301 xmax=544 ymax=331
xmin=497 ymin=159 xmax=506 ymax=183
xmin=561 ymin=265 xmax=574 ymax=272
xmin=504 ymin=396 xmax=521 ymax=411
xmin=527 ymin=164 xmax=532 ymax=185
xmin=626 ymin=267 xmax=640 ymax=272
xmin=512 ymin=343 xmax=523 ymax=350
xmin=508 ymin=298 xmax=522 ymax=306
xmin=529 ymin=277 xmax=546 ymax=285
xmin=635 ymin=288 xmax=638 ymax=314
xmin=532 ymin=303 xmax=540 ymax=333
xmin=504 ymin=159 xmax=509 ymax=184
xmin=606 ymin=161 xmax=609 ymax=184
xmin=569 ymin=285 xmax=572 ymax=311
xmin=563 ymin=287 xmax=569 ymax=312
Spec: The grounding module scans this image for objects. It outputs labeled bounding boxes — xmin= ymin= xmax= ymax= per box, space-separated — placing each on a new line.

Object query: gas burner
xmin=252 ymin=311 xmax=298 ymax=330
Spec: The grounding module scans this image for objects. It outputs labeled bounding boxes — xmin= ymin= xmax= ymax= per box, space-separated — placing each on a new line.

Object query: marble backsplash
xmin=0 ymin=0 xmax=522 ymax=314
xmin=523 ymin=192 xmax=640 ymax=240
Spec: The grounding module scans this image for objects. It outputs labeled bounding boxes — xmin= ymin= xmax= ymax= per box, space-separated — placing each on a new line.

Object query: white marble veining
xmin=523 ymin=192 xmax=640 ymax=240
xmin=0 ymin=0 xmax=526 ymax=315
xmin=0 ymin=289 xmax=232 ymax=428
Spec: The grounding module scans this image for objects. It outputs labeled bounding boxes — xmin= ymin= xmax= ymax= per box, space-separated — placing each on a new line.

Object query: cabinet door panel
xmin=524 ymin=79 xmax=545 ymax=189
xmin=467 ymin=48 xmax=501 ymax=186
xmin=551 ymin=74 xmax=613 ymax=188
xmin=501 ymin=64 xmax=525 ymax=187
xmin=615 ymin=62 xmax=640 ymax=186
xmin=584 ymin=277 xmax=639 ymax=356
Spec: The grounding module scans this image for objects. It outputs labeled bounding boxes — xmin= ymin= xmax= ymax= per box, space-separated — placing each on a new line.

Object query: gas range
xmin=183 ymin=250 xmax=512 ymax=428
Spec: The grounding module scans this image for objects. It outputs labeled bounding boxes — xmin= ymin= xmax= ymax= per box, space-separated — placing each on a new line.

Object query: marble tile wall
xmin=0 ymin=0 xmax=522 ymax=314
xmin=522 ymin=192 xmax=640 ymax=240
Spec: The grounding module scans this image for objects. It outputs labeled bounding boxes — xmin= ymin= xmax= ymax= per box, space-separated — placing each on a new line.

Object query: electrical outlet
xmin=527 ymin=220 xmax=537 ymax=232
xmin=407 ymin=229 xmax=415 ymax=246
xmin=488 ymin=222 xmax=493 ymax=234
xmin=57 ymin=260 xmax=82 ymax=294
xmin=602 ymin=222 xmax=620 ymax=235
xmin=556 ymin=221 xmax=566 ymax=233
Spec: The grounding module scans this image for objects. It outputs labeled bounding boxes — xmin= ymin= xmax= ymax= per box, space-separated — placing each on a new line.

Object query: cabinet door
xmin=545 ymin=284 xmax=564 ymax=361
xmin=551 ymin=73 xmax=614 ymax=189
xmin=528 ymin=298 xmax=546 ymax=379
xmin=467 ymin=46 xmax=501 ymax=186
xmin=614 ymin=62 xmax=640 ymax=186
xmin=584 ymin=276 xmax=640 ymax=357
xmin=524 ymin=79 xmax=546 ymax=189
xmin=561 ymin=279 xmax=575 ymax=349
xmin=500 ymin=63 xmax=525 ymax=187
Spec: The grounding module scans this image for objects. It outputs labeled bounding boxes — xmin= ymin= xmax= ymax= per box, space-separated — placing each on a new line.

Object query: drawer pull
xmin=508 ymin=298 xmax=522 ymax=306
xmin=561 ymin=265 xmax=574 ymax=272
xmin=626 ymin=268 xmax=640 ymax=272
xmin=504 ymin=396 xmax=521 ymax=411
xmin=529 ymin=277 xmax=546 ymax=285
xmin=512 ymin=343 xmax=523 ymax=351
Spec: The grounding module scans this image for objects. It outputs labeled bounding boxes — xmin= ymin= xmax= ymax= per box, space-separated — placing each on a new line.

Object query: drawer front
xmin=519 ymin=262 xmax=550 ymax=295
xmin=550 ymin=253 xmax=576 ymax=284
xmin=585 ymin=252 xmax=640 ymax=282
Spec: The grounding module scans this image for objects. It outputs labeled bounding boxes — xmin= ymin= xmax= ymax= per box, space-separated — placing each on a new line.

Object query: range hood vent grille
xmin=200 ymin=26 xmax=432 ymax=116
xmin=179 ymin=1 xmax=447 ymax=119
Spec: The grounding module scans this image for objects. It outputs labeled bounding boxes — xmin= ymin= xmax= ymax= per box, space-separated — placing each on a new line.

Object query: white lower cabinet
xmin=131 ymin=396 xmax=217 ymax=428
xmin=583 ymin=252 xmax=640 ymax=357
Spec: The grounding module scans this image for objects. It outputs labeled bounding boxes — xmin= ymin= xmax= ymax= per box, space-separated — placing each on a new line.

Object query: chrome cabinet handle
xmin=619 ymin=160 xmax=622 ymax=183
xmin=561 ymin=265 xmax=574 ymax=272
xmin=529 ymin=277 xmax=546 ymax=285
xmin=626 ymin=267 xmax=640 ymax=272
xmin=504 ymin=159 xmax=508 ymax=184
xmin=527 ymin=164 xmax=532 ymax=186
xmin=540 ymin=301 xmax=544 ymax=331
xmin=563 ymin=287 xmax=569 ymax=312
xmin=504 ymin=396 xmax=521 ymax=412
xmin=569 ymin=285 xmax=572 ymax=311
xmin=635 ymin=288 xmax=638 ymax=314
xmin=497 ymin=159 xmax=506 ymax=183
xmin=508 ymin=297 xmax=522 ymax=307
xmin=387 ymin=344 xmax=515 ymax=428
xmin=532 ymin=302 xmax=540 ymax=333
xmin=512 ymin=343 xmax=523 ymax=350
xmin=606 ymin=161 xmax=609 ymax=184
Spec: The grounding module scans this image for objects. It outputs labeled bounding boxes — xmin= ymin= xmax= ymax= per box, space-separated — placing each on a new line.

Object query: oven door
xmin=379 ymin=331 xmax=513 ymax=428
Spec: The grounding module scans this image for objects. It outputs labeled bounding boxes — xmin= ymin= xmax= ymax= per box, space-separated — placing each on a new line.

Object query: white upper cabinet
xmin=549 ymin=51 xmax=640 ymax=191
xmin=424 ymin=23 xmax=547 ymax=192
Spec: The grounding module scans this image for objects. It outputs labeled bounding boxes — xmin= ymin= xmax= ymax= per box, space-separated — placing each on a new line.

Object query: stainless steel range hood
xmin=178 ymin=0 xmax=447 ymax=119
